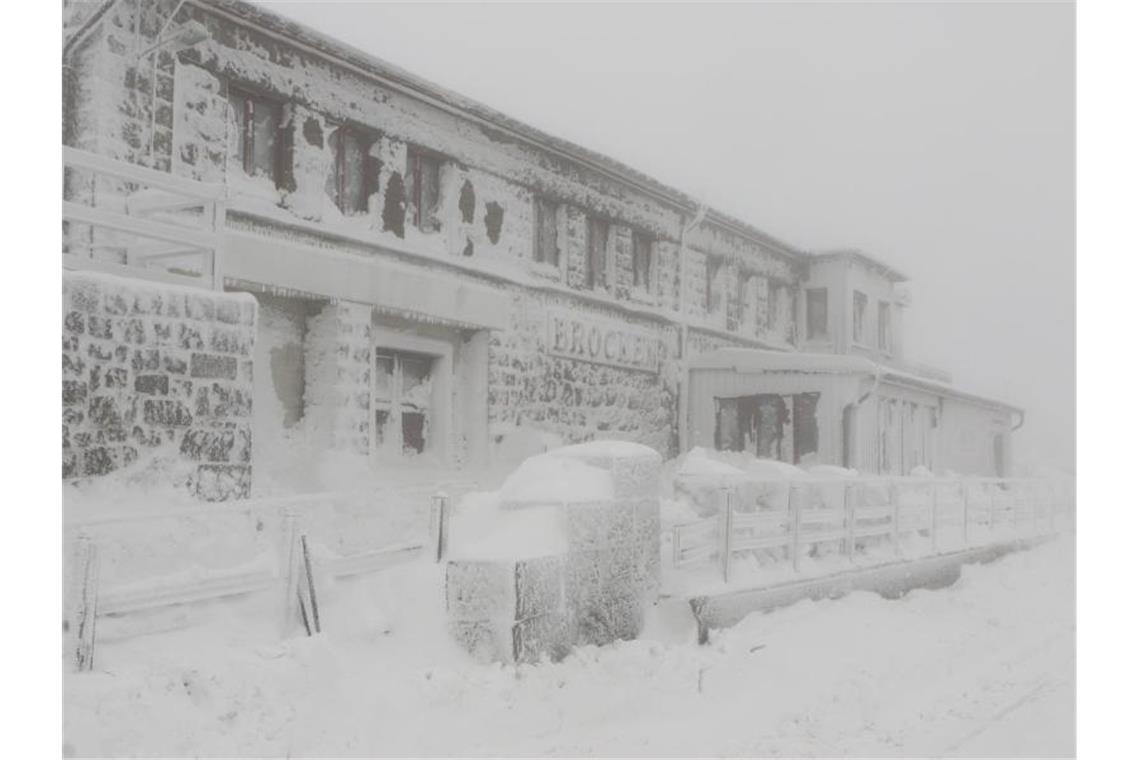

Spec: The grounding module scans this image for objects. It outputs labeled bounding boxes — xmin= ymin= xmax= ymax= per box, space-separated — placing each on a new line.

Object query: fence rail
xmin=673 ymin=476 xmax=1073 ymax=583
xmin=62 ymin=146 xmax=226 ymax=290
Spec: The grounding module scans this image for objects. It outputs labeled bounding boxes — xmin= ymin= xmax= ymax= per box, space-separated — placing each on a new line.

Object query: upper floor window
xmin=878 ymin=300 xmax=893 ymax=354
xmin=706 ymin=257 xmax=724 ymax=315
xmin=632 ymin=232 xmax=653 ymax=294
xmin=585 ymin=215 xmax=609 ymax=290
xmin=533 ymin=197 xmax=560 ymax=266
xmin=328 ymin=124 xmax=372 ymax=214
xmin=807 ymin=288 xmax=828 ymax=339
xmin=227 ymin=86 xmax=283 ymax=184
xmin=406 ymin=146 xmax=442 ymax=233
xmin=852 ymin=290 xmax=868 ymax=344
xmin=766 ymin=279 xmax=780 ymax=332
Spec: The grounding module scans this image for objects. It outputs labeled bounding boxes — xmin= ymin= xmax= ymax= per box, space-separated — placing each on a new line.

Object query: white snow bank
xmin=63 ymin=538 xmax=1075 ymax=758
xmin=550 ymin=439 xmax=660 ymax=460
xmin=676 ymin=447 xmax=748 ymax=477
xmin=499 ymin=451 xmax=614 ymax=505
xmin=448 ymin=493 xmax=568 ymax=561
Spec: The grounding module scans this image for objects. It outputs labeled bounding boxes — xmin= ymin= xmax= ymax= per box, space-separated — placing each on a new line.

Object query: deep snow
xmin=63 ymin=535 xmax=1074 ymax=757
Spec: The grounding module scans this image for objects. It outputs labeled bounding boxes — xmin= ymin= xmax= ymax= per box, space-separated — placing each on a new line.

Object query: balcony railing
xmin=62 ymin=146 xmax=226 ymax=290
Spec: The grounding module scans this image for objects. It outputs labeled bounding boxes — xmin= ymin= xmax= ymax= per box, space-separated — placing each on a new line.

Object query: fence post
xmin=64 ymin=533 xmax=100 ymax=673
xmin=789 ymin=483 xmax=801 ymax=572
xmin=843 ymin=483 xmax=856 ymax=561
xmin=929 ymin=483 xmax=939 ymax=554
xmin=962 ymin=481 xmax=971 ymax=546
xmin=431 ymin=492 xmax=451 ymax=563
xmin=720 ymin=488 xmax=734 ymax=584
xmin=890 ymin=481 xmax=901 ymax=556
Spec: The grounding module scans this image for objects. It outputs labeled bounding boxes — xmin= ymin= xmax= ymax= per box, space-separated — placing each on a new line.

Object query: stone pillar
xmin=303 ymin=301 xmax=372 ymax=456
xmin=445 ymin=441 xmax=662 ymax=663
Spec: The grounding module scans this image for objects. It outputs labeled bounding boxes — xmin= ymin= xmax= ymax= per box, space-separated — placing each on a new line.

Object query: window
xmin=632 ymin=232 xmax=653 ymax=294
xmin=327 ymin=125 xmax=372 ymax=214
xmin=706 ymin=257 xmax=724 ymax=315
xmin=852 ymin=290 xmax=868 ymax=344
xmin=227 ymin=87 xmax=283 ymax=183
xmin=373 ymin=350 xmax=435 ymax=456
xmin=806 ymin=288 xmax=828 ymax=339
xmin=585 ymin=215 xmax=609 ymax=290
xmin=533 ymin=197 xmax=559 ymax=266
xmin=878 ymin=300 xmax=893 ymax=354
xmin=766 ymin=279 xmax=780 ymax=333
xmin=406 ymin=147 xmax=442 ymax=232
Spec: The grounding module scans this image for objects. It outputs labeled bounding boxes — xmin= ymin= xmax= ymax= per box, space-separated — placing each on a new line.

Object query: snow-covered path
xmin=65 ymin=536 xmax=1074 ymax=757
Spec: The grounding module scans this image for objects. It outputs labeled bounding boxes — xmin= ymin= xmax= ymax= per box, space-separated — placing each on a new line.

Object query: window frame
xmin=406 ymin=145 xmax=444 ymax=233
xmin=852 ymin=290 xmax=868 ymax=345
xmin=372 ymin=348 xmax=437 ymax=458
xmin=328 ymin=122 xmax=374 ymax=215
xmin=631 ymin=230 xmax=654 ymax=296
xmin=227 ymin=84 xmax=284 ymax=186
xmin=585 ymin=214 xmax=610 ymax=291
xmin=705 ymin=256 xmax=724 ymax=317
xmin=532 ymin=196 xmax=561 ymax=268
xmin=878 ymin=299 xmax=893 ymax=355
xmin=806 ymin=287 xmax=829 ymax=340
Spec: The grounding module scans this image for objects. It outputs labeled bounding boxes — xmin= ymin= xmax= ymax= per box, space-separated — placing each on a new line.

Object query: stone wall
xmin=63 ymin=271 xmax=256 ymax=500
xmin=487 ymin=290 xmax=680 ymax=455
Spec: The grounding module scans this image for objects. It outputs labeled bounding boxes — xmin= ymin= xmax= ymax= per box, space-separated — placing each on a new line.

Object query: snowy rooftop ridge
xmin=810 ymin=248 xmax=909 ymax=283
xmin=163 ymin=0 xmax=809 ymax=261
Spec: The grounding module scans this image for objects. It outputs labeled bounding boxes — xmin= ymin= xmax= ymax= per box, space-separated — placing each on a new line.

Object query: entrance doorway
xmin=714 ymin=392 xmax=820 ymax=464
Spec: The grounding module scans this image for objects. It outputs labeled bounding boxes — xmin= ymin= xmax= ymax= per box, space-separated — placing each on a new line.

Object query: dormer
xmin=803 ymin=249 xmax=909 ymax=363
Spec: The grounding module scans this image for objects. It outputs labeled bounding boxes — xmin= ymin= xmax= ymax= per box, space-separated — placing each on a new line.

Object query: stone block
xmin=193 ymin=463 xmax=251 ymax=501
xmin=446 ymin=560 xmax=514 ymax=621
xmin=447 ymin=619 xmax=513 ymax=665
xmin=143 ymin=399 xmax=193 ymax=426
xmin=190 ymin=353 xmax=237 ymax=379
xmin=512 ymin=612 xmax=572 ymax=664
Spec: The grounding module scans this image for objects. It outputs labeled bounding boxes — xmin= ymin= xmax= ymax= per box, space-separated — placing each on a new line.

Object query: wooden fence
xmin=63 ymin=482 xmax=472 ymax=669
xmin=673 ymin=477 xmax=1073 ymax=583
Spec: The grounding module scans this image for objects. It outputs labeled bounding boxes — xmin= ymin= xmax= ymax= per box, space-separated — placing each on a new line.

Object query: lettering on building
xmin=546 ymin=308 xmax=661 ymax=373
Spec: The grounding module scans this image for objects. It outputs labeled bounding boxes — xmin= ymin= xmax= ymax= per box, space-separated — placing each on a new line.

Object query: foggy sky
xmin=260 ymin=1 xmax=1075 ymax=470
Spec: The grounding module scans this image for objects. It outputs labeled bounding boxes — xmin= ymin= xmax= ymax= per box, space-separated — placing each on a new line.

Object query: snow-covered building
xmin=61 ymin=0 xmax=1020 ymax=499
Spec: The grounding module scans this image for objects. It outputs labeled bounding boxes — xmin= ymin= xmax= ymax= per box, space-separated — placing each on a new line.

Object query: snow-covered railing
xmin=672 ymin=477 xmax=1071 ymax=584
xmin=62 ymin=146 xmax=226 ymax=290
xmin=65 ymin=482 xmax=476 ymax=622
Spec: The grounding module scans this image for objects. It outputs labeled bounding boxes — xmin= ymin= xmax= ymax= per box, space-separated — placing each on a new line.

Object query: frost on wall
xmin=302 ymin=301 xmax=372 ymax=456
xmin=62 ymin=271 xmax=256 ymax=501
xmin=486 ymin=291 xmax=678 ymax=456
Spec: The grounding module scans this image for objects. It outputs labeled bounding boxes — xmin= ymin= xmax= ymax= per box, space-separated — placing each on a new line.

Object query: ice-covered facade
xmin=62 ymin=0 xmax=1021 ymax=498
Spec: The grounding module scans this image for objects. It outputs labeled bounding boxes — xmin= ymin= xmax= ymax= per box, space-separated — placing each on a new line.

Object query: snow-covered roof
xmin=180 ymin=0 xmax=808 ymax=262
xmin=811 ymin=249 xmax=908 ymax=283
xmin=690 ymin=348 xmax=1022 ymax=414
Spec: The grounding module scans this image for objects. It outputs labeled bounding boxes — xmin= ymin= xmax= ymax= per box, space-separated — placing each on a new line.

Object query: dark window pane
xmin=807 ymin=288 xmax=828 ymax=339
xmin=374 ymin=353 xmax=394 ymax=402
xmin=534 ymin=198 xmax=559 ymax=265
xmin=633 ymin=233 xmax=652 ymax=291
xmin=250 ymin=98 xmax=278 ymax=180
xmin=853 ymin=291 xmax=867 ymax=343
xmin=402 ymin=412 xmax=425 ymax=454
xmin=375 ymin=409 xmax=390 ymax=447
xmin=586 ymin=216 xmax=608 ymax=289
xmin=793 ymin=392 xmax=821 ymax=462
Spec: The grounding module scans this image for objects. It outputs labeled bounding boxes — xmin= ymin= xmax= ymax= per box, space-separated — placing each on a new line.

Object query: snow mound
xmin=499 ymin=451 xmax=614 ymax=505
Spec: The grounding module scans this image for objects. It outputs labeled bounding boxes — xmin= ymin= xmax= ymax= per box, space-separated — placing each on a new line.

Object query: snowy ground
xmin=64 ymin=535 xmax=1075 ymax=757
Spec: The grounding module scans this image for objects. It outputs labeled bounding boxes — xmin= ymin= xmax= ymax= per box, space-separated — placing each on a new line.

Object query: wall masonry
xmin=63 ymin=271 xmax=257 ymax=500
xmin=302 ymin=301 xmax=373 ymax=456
